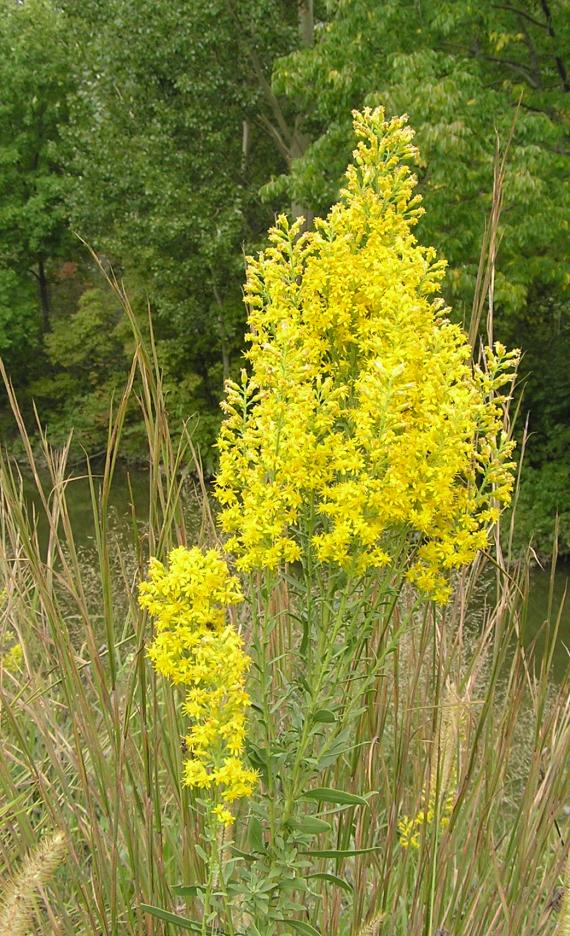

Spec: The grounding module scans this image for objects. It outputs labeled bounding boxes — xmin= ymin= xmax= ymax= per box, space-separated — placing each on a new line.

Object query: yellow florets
xmin=0 ymin=590 xmax=23 ymax=675
xmin=215 ymin=107 xmax=518 ymax=601
xmin=398 ymin=791 xmax=455 ymax=850
xmin=0 ymin=641 xmax=23 ymax=674
xmin=138 ymin=547 xmax=258 ymax=823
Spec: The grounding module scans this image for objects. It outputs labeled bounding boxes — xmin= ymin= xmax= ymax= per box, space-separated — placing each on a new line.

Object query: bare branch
xmin=471 ymin=52 xmax=542 ymax=88
xmin=492 ymin=5 xmax=548 ymax=30
xmin=514 ymin=10 xmax=543 ymax=88
xmin=539 ymin=0 xmax=570 ymax=91
xmin=227 ymin=0 xmax=294 ymax=149
xmin=256 ymin=113 xmax=292 ymax=163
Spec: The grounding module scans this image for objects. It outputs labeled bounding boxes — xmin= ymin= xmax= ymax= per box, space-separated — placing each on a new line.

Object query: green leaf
xmin=307 ymin=872 xmax=353 ymax=893
xmin=301 ymin=787 xmax=367 ymax=807
xmin=195 ymin=843 xmax=209 ymax=863
xmin=288 ymin=816 xmax=332 ymax=834
xmin=140 ymin=904 xmax=204 ymax=931
xmin=171 ymin=884 xmax=205 ymax=897
xmin=248 ymin=815 xmax=264 ymax=853
xmin=228 ymin=845 xmax=257 ymax=862
xmin=299 ymin=675 xmax=311 ymax=694
xmin=278 ymin=920 xmax=321 ymax=936
xmin=312 ymin=708 xmax=336 ymax=723
xmin=303 ymin=846 xmax=383 ymax=858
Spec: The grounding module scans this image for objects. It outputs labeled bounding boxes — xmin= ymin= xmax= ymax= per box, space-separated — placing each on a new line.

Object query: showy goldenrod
xmin=139 ymin=547 xmax=257 ymax=824
xmin=216 ymin=107 xmax=518 ymax=602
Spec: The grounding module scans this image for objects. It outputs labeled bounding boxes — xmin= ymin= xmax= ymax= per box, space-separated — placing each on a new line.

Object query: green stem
xmin=281 ymin=580 xmax=348 ymax=823
xmin=218 ymin=828 xmax=235 ymax=936
xmin=258 ymin=572 xmax=277 ymax=839
xmin=300 ymin=493 xmax=316 ymax=660
xmin=201 ymin=805 xmax=218 ymax=936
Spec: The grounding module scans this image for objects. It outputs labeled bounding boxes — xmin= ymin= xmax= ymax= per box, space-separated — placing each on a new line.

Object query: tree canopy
xmin=0 ymin=0 xmax=568 ymax=552
xmin=0 ymin=0 xmax=74 ymax=379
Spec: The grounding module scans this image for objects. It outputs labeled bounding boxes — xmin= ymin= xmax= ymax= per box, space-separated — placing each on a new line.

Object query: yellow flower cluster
xmin=397 ymin=792 xmax=455 ymax=850
xmin=215 ymin=107 xmax=518 ymax=601
xmin=0 ymin=590 xmax=23 ymax=675
xmin=1 ymin=641 xmax=23 ymax=674
xmin=138 ymin=547 xmax=258 ymax=825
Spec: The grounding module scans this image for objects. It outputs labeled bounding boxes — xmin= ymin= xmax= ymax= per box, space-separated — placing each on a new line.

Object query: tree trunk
xmin=250 ymin=0 xmax=315 ymax=224
xmin=290 ymin=118 xmax=313 ymax=227
xmin=221 ymin=332 xmax=230 ymax=385
xmin=213 ymin=284 xmax=231 ymax=386
xmin=241 ymin=118 xmax=250 ymax=174
xmin=298 ymin=0 xmax=314 ymax=47
xmin=37 ymin=258 xmax=50 ymax=331
xmin=290 ymin=0 xmax=314 ymax=225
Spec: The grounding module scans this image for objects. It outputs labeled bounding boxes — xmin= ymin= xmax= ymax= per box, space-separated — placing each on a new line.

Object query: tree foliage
xmin=0 ymin=0 xmax=74 ymax=380
xmin=60 ymin=0 xmax=296 ymax=442
xmin=272 ymin=0 xmax=570 ymax=312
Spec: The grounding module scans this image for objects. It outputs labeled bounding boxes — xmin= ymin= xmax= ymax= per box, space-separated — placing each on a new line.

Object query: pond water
xmin=524 ymin=561 xmax=569 ymax=678
xmin=19 ymin=465 xmax=570 ymax=675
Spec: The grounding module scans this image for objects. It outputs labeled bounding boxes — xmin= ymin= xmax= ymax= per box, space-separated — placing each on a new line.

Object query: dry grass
xmin=0 ymin=284 xmax=568 ymax=934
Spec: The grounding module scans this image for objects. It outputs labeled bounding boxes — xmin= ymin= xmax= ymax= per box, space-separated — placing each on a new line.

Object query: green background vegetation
xmin=0 ymin=0 xmax=569 ymax=554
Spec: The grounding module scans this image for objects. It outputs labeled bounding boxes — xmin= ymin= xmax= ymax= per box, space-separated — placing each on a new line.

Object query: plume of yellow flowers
xmin=215 ymin=107 xmax=518 ymax=602
xmin=138 ymin=547 xmax=258 ymax=825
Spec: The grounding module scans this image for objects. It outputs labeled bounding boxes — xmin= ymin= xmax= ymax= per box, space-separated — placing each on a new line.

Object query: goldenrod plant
xmin=136 ymin=109 xmax=556 ymax=935
xmin=217 ymin=108 xmax=518 ymax=602
xmin=0 ymin=108 xmax=569 ymax=936
xmin=139 ymin=547 xmax=257 ymax=826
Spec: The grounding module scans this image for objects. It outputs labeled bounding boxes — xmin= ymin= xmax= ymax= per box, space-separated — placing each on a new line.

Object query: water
xmin=526 ymin=562 xmax=569 ymax=677
xmin=22 ymin=463 xmax=152 ymax=549
xmin=16 ymin=465 xmax=570 ymax=675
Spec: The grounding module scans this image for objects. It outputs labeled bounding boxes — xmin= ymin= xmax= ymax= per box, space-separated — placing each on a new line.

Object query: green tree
xmin=60 ymin=0 xmax=300 ymax=442
xmin=271 ymin=0 xmax=569 ymax=310
xmin=2 ymin=0 xmax=312 ymax=454
xmin=27 ymin=286 xmax=128 ymax=449
xmin=0 ymin=0 xmax=74 ymax=382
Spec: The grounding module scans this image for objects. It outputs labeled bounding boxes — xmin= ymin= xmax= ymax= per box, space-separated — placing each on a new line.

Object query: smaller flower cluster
xmin=398 ymin=792 xmax=455 ymax=850
xmin=1 ymin=641 xmax=23 ymax=674
xmin=0 ymin=588 xmax=23 ymax=675
xmin=138 ymin=547 xmax=258 ymax=825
